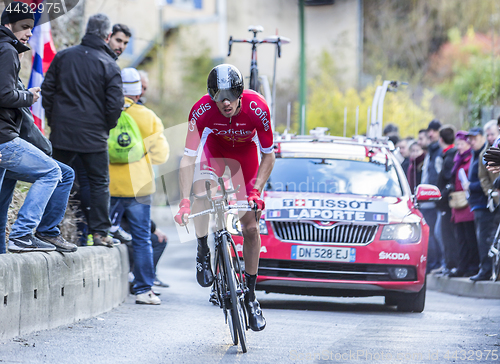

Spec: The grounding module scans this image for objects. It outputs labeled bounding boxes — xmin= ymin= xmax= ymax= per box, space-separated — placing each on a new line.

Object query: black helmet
xmin=207 ymin=64 xmax=244 ymax=102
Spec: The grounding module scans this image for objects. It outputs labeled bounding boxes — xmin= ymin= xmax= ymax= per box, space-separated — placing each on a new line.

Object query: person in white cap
xmin=109 ymin=67 xmax=169 ymax=305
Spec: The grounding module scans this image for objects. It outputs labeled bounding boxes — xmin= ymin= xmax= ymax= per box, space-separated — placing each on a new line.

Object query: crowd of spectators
xmin=0 ymin=4 xmax=169 ymax=304
xmin=391 ymin=119 xmax=499 ymax=281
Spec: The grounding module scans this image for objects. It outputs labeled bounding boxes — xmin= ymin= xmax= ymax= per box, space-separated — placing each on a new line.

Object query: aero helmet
xmin=207 ymin=64 xmax=244 ymax=102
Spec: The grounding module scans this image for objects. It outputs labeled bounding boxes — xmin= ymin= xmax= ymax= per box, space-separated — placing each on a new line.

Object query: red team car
xmin=229 ymin=134 xmax=441 ymax=312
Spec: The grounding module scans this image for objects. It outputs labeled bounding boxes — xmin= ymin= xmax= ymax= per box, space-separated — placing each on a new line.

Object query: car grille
xmin=271 ymin=221 xmax=378 ymax=245
xmin=258 ymin=259 xmax=416 ymax=281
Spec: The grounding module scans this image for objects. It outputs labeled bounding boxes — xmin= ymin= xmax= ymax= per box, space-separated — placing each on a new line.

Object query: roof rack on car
xmin=274 ymin=129 xmax=395 ymax=150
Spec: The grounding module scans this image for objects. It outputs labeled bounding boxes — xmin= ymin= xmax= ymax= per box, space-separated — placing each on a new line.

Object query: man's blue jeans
xmin=0 ymin=159 xmax=75 ymax=254
xmin=110 ymin=196 xmax=154 ymax=295
xmin=0 ymin=138 xmax=62 ymax=242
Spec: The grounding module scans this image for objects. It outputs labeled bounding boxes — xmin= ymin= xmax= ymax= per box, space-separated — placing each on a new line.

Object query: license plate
xmin=291 ymin=246 xmax=356 ymax=262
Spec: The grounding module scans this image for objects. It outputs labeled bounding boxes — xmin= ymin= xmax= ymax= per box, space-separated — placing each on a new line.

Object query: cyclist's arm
xmin=179 ymin=154 xmax=197 ymax=200
xmin=252 ymin=151 xmax=275 ymax=193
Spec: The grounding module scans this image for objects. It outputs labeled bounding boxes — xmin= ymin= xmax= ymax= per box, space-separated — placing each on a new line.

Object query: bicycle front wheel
xmin=221 ymin=234 xmax=247 ymax=353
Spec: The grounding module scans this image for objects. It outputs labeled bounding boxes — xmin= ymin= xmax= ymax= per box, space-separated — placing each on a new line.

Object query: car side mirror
xmin=415 ymin=184 xmax=441 ymax=202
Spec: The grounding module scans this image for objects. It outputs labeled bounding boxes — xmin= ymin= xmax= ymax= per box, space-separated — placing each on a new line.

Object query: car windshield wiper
xmin=309 ymin=158 xmax=332 ymax=165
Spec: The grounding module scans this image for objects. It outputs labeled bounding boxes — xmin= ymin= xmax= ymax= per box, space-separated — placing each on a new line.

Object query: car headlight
xmin=226 ymin=214 xmax=268 ymax=235
xmin=259 ymin=219 xmax=268 ymax=235
xmin=380 ymin=223 xmax=420 ymax=244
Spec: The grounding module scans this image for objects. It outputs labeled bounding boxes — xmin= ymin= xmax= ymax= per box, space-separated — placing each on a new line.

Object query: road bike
xmin=228 ymin=25 xmax=289 ymax=93
xmin=187 ymin=178 xmax=252 ymax=353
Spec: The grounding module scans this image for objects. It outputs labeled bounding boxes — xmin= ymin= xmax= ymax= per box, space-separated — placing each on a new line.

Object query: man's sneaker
xmin=153 ymin=278 xmax=169 ymax=288
xmin=244 ymin=297 xmax=266 ymax=331
xmin=136 ymin=290 xmax=161 ymax=305
xmin=35 ymin=233 xmax=77 ymax=253
xmin=109 ymin=227 xmax=132 ymax=244
xmin=8 ymin=234 xmax=56 ymax=253
xmin=93 ymin=233 xmax=114 ymax=248
xmin=196 ymin=251 xmax=214 ymax=287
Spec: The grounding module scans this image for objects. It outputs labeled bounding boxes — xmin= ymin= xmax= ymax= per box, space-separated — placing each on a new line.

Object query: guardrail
xmin=0 ymin=245 xmax=129 ymax=340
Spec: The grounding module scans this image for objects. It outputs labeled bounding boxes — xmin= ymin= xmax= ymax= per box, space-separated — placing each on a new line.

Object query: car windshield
xmin=265 ymin=158 xmax=403 ymax=197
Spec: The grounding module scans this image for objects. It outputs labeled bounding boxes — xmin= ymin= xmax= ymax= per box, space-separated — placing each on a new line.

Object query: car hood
xmin=263 ymin=191 xmax=420 ymax=224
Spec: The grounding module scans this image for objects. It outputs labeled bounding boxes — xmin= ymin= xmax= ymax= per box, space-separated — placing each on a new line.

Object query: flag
xmin=27 ymin=0 xmax=57 ymax=132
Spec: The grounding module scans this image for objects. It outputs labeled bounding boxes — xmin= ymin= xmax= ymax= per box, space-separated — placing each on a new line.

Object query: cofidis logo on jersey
xmin=249 ymin=101 xmax=270 ymax=131
xmin=189 ymin=103 xmax=211 ymax=131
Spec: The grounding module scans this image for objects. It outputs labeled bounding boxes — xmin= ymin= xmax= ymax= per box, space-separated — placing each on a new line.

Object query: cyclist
xmin=175 ymin=64 xmax=275 ymax=332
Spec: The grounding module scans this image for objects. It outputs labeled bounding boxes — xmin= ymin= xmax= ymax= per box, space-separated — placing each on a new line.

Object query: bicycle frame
xmin=187 ymin=178 xmax=251 ymax=352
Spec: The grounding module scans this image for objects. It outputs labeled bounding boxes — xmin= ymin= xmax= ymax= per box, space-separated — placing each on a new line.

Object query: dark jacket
xmin=422 ymin=141 xmax=443 ymax=186
xmin=436 ymin=145 xmax=457 ymax=211
xmin=452 ymin=150 xmax=474 ymax=223
xmin=42 ymin=34 xmax=123 ymax=153
xmin=468 ymin=143 xmax=488 ymax=211
xmin=0 ymin=25 xmax=34 ymax=144
xmin=407 ymin=153 xmax=425 ymax=192
xmin=17 ymin=79 xmax=52 ymax=156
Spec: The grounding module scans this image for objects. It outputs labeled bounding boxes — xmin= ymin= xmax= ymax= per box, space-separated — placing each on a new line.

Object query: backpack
xmin=108 ymin=105 xmax=144 ymax=164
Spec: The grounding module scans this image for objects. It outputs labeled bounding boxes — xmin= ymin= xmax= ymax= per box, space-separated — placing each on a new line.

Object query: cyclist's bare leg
xmin=192 ymin=179 xmax=217 ymax=237
xmin=239 ymin=209 xmax=266 ymax=331
xmin=240 ymin=210 xmax=261 ymax=275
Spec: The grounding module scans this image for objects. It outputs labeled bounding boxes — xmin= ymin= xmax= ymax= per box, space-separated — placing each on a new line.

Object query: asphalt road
xmin=1 ymin=215 xmax=499 ymax=364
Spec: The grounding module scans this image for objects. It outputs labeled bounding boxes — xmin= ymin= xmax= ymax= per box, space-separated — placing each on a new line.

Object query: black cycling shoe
xmin=196 ymin=251 xmax=214 ymax=287
xmin=245 ymin=297 xmax=266 ymax=331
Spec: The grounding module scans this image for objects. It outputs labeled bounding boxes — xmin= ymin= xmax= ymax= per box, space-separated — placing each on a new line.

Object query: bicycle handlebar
xmin=187 ymin=204 xmax=252 ymax=220
xmin=228 ymin=34 xmax=290 ymax=58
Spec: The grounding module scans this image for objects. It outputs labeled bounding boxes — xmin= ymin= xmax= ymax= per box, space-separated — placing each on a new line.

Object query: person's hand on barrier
xmin=174 ymin=199 xmax=191 ymax=226
xmin=247 ymin=189 xmax=265 ymax=211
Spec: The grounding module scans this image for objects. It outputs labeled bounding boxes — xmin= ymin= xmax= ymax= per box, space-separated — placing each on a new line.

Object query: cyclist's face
xmin=216 ymin=97 xmax=240 ymax=118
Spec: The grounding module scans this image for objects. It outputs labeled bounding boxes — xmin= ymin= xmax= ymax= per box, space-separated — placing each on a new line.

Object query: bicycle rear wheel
xmin=249 ymin=68 xmax=260 ymax=93
xmin=221 ymin=234 xmax=247 ymax=353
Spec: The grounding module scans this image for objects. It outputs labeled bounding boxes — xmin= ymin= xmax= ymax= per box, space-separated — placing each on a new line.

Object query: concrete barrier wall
xmin=0 ymin=245 xmax=129 ymax=340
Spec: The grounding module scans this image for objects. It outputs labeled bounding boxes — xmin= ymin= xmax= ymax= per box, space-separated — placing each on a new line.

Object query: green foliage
xmin=182 ymin=47 xmax=215 ymax=96
xmin=304 ymin=53 xmax=435 ymax=138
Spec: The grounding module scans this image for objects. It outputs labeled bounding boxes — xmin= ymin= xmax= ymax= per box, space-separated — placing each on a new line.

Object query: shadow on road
xmin=259 ymin=297 xmax=398 ymax=314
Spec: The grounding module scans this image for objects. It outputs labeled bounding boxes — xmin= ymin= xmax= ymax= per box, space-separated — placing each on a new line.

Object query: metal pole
xmin=299 ymin=0 xmax=306 ymax=135
xmin=355 ymin=105 xmax=359 ymax=136
xmin=343 ymin=107 xmax=347 ymax=137
xmin=271 ymin=31 xmax=278 ymax=133
xmin=286 ymin=102 xmax=291 ymax=132
xmin=366 ymin=106 xmax=370 ymax=135
xmin=301 ymin=104 xmax=306 ymax=135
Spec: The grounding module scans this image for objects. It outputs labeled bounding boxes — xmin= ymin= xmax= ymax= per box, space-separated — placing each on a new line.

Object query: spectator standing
xmin=421 ymin=120 xmax=444 ymax=272
xmin=107 ymin=24 xmax=131 ymax=57
xmin=448 ymin=131 xmax=479 ymax=277
xmin=396 ymin=138 xmax=411 ymax=175
xmin=0 ymin=3 xmax=68 ymax=252
xmin=407 ymin=141 xmax=425 ymax=192
xmin=42 ymin=13 xmax=123 ymax=247
xmin=109 ymin=68 xmax=169 ymax=304
xmin=466 ymin=127 xmax=494 ymax=281
xmin=435 ymin=125 xmax=458 ymax=275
